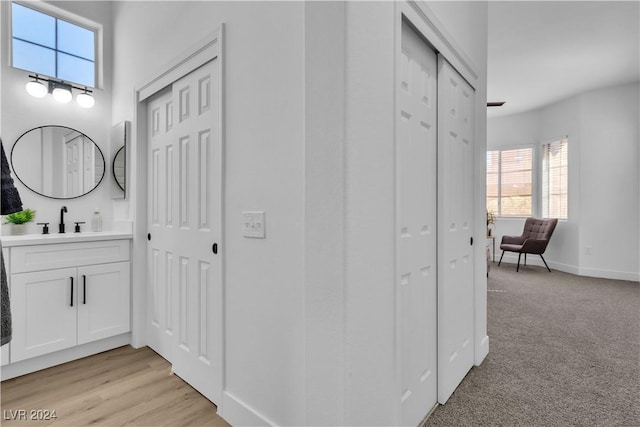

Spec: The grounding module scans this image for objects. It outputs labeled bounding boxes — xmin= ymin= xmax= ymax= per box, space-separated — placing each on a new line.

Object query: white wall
xmin=303 ymin=2 xmax=346 ymax=425
xmin=488 ymin=82 xmax=639 ymax=281
xmin=343 ymin=2 xmax=397 ymax=423
xmin=577 ymin=83 xmax=639 ymax=279
xmin=111 ymin=2 xmax=306 ymax=425
xmin=0 ymin=1 xmax=114 ymax=235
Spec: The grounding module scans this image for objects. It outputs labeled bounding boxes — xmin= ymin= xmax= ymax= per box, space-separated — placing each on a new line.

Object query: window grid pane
xmin=12 ymin=39 xmax=56 ymax=77
xmin=12 ymin=3 xmax=55 ymax=48
xmin=58 ymin=53 xmax=95 ymax=87
xmin=57 ymin=20 xmax=95 ymax=61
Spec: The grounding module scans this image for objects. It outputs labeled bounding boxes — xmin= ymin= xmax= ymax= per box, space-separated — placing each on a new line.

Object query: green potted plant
xmin=486 ymin=210 xmax=495 ymax=237
xmin=3 ymin=209 xmax=36 ymax=235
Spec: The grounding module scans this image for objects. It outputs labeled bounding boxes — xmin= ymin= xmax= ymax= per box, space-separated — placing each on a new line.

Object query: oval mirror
xmin=11 ymin=126 xmax=105 ymax=199
xmin=113 ymin=146 xmax=125 ymax=192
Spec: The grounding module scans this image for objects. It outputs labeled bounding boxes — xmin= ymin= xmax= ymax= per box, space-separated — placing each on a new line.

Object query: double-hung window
xmin=487 ymin=138 xmax=569 ymax=220
xmin=486 ymin=147 xmax=533 ymax=217
xmin=11 ymin=2 xmax=96 ymax=87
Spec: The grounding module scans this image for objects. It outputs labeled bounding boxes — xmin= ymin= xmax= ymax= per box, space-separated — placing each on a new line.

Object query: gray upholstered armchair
xmin=498 ymin=217 xmax=558 ymax=272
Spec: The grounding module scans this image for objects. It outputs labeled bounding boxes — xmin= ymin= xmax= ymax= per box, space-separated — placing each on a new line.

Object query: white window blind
xmin=500 ymin=148 xmax=532 ymax=216
xmin=486 ymin=150 xmax=499 ymax=214
xmin=542 ymin=138 xmax=568 ymax=219
xmin=486 ymin=148 xmax=532 ymax=217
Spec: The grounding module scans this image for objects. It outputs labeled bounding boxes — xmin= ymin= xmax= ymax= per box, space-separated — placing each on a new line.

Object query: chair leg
xmin=517 ymin=253 xmax=522 ymax=272
xmin=498 ymin=251 xmax=505 ymax=266
xmin=540 ymin=254 xmax=551 ymax=272
xmin=524 ymin=253 xmax=527 ymax=265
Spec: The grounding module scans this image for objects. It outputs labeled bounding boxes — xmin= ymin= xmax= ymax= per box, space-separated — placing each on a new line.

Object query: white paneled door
xmin=437 ymin=57 xmax=475 ymax=404
xmin=396 ymin=23 xmax=438 ymax=425
xmin=64 ymin=135 xmax=81 ymax=197
xmin=147 ymin=59 xmax=222 ymax=404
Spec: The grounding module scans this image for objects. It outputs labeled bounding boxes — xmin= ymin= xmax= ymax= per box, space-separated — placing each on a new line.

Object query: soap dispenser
xmin=91 ymin=208 xmax=102 ymax=232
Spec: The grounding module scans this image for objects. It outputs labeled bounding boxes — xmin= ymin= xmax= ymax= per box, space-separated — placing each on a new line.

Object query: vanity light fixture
xmin=25 ymin=75 xmax=47 ymax=98
xmin=25 ymin=74 xmax=95 ymax=108
xmin=76 ymin=88 xmax=96 ymax=109
xmin=51 ymin=81 xmax=73 ymax=104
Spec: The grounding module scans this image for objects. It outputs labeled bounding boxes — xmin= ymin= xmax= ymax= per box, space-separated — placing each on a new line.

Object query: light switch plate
xmin=242 ymin=211 xmax=266 ymax=238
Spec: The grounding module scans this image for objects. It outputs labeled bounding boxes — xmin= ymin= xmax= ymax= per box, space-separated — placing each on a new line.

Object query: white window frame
xmin=9 ymin=0 xmax=103 ymax=89
xmin=487 ymin=137 xmax=569 ymax=221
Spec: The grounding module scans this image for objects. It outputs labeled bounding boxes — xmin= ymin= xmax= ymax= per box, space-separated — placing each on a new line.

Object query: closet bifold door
xmin=146 ymin=56 xmax=223 ymax=405
xmin=437 ymin=55 xmax=475 ymax=404
xmin=395 ymin=21 xmax=438 ymax=426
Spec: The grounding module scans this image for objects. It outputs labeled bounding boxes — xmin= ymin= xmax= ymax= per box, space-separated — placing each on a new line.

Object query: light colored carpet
xmin=423 ymin=263 xmax=640 ymax=426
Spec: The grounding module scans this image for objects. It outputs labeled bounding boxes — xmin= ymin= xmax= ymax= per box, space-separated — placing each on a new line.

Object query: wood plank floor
xmin=0 ymin=346 xmax=231 ymax=426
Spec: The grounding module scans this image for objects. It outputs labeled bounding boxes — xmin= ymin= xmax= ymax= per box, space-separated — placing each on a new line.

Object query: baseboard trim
xmin=495 ymin=255 xmax=638 ymax=281
xmin=220 ymin=391 xmax=276 ymax=427
xmin=475 ymin=335 xmax=489 ymax=366
xmin=1 ymin=333 xmax=131 ymax=381
xmin=578 ymin=267 xmax=639 ymax=282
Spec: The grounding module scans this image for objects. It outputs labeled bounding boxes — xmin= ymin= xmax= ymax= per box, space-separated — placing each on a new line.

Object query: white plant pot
xmin=11 ymin=223 xmax=27 ymax=235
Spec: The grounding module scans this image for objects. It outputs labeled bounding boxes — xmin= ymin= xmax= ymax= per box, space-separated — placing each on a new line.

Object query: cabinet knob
xmin=212 ymin=243 xmax=218 ymax=254
xmin=147 ymin=233 xmax=151 ymax=241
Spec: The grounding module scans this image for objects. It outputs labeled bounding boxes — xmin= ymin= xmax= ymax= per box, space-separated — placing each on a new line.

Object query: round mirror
xmin=113 ymin=146 xmax=125 ymax=192
xmin=11 ymin=126 xmax=105 ymax=199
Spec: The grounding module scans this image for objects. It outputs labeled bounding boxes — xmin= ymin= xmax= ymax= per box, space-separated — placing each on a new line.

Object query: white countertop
xmin=1 ymin=231 xmax=133 ymax=247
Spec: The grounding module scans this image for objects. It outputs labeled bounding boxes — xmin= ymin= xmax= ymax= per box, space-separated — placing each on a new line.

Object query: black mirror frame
xmin=112 ymin=145 xmax=125 ymax=192
xmin=10 ymin=125 xmax=106 ymax=200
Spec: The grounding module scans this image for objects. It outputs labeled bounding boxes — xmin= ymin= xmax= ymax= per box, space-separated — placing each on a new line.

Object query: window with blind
xmin=486 ymin=147 xmax=533 ymax=217
xmin=542 ymin=138 xmax=568 ymax=219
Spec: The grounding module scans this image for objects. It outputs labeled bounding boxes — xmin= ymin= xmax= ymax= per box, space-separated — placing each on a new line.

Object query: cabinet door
xmin=10 ymin=268 xmax=78 ymax=362
xmin=77 ymin=262 xmax=130 ymax=344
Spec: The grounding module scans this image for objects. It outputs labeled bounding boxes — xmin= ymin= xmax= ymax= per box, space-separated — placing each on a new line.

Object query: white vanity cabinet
xmin=10 ymin=262 xmax=130 ymax=362
xmin=5 ymin=237 xmax=131 ymax=365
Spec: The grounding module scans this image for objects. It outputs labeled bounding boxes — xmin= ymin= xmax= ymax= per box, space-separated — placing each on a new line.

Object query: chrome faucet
xmin=59 ymin=206 xmax=67 ymax=233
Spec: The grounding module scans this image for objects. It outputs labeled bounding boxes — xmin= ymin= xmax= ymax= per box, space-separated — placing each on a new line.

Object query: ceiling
xmin=487 ymin=1 xmax=640 ymax=118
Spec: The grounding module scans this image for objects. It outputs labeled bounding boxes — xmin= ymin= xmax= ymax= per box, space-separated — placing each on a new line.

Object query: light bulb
xmin=52 ymin=87 xmax=72 ymax=103
xmin=76 ymin=92 xmax=95 ymax=108
xmin=26 ymin=80 xmax=47 ymax=98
